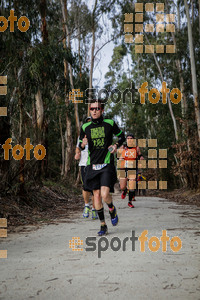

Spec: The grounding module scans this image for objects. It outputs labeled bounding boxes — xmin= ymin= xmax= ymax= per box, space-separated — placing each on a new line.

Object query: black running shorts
xmin=84 ymin=164 xmax=117 ymax=193
xmin=80 ymin=166 xmax=93 ymax=193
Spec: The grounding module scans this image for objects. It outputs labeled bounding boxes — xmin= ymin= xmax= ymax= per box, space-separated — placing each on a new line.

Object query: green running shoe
xmin=83 ymin=206 xmax=90 ymax=218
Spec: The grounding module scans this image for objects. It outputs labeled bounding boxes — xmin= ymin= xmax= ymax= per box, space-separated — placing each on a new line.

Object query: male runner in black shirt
xmin=79 ymin=99 xmax=125 ymax=236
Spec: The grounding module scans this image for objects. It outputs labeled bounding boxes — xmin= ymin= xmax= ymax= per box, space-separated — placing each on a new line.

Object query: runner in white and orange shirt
xmin=119 ymin=133 xmax=144 ymax=208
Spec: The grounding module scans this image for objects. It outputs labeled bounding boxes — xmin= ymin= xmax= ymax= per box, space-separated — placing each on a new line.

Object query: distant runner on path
xmin=75 ymin=116 xmax=98 ymax=220
xmin=119 ymin=133 xmax=144 ymax=208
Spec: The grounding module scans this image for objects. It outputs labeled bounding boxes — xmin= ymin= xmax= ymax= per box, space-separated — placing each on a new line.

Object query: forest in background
xmin=0 ymin=0 xmax=200 ymax=209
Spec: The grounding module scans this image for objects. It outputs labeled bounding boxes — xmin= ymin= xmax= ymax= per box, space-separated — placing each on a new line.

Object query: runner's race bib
xmin=92 ymin=164 xmax=107 ymax=170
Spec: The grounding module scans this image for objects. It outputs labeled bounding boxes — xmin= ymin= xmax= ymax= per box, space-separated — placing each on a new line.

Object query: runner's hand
xmin=108 ymin=144 xmax=117 ymax=154
xmin=82 ymin=135 xmax=88 ymax=147
xmin=75 ymin=147 xmax=81 ymax=160
xmin=74 ymin=153 xmax=81 ymax=160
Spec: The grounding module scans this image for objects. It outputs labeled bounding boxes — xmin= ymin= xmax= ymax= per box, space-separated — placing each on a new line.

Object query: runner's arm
xmin=78 ymin=126 xmax=86 ymax=150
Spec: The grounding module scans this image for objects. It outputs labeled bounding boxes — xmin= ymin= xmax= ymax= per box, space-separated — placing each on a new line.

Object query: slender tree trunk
xmin=191 ymin=0 xmax=194 ymax=27
xmin=35 ymin=89 xmax=44 ymax=130
xmin=171 ymin=34 xmax=187 ymax=118
xmin=177 ymin=0 xmax=181 ymax=31
xmin=147 ymin=113 xmax=151 ymax=138
xmin=60 ymin=0 xmax=73 ymax=177
xmin=35 ymin=89 xmax=43 ymax=179
xmin=176 ymin=59 xmax=187 ymax=118
xmin=55 ymin=83 xmax=65 ymax=176
xmin=10 ymin=52 xmax=27 ymax=112
xmin=40 ymin=0 xmax=49 ymax=44
xmin=63 ymin=62 xmax=73 ymax=177
xmin=184 ymin=0 xmax=200 ymax=143
xmin=60 ymin=0 xmax=80 ymax=136
xmin=35 ymin=0 xmax=49 ymax=179
xmin=88 ymin=0 xmax=98 ymax=116
xmin=19 ymin=96 xmax=25 ymax=195
xmin=78 ymin=24 xmax=82 ymax=81
xmin=59 ymin=111 xmax=65 ymax=176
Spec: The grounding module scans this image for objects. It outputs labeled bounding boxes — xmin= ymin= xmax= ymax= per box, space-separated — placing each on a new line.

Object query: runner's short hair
xmin=89 ymin=99 xmax=105 ymax=109
xmin=126 ymin=132 xmax=134 ymax=138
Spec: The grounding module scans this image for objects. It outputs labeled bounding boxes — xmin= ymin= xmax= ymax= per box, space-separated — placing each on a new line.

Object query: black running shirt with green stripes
xmin=79 ymin=119 xmax=122 ymax=165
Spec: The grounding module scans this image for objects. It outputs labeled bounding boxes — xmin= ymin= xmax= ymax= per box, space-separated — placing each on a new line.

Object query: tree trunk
xmin=35 ymin=89 xmax=44 ymax=130
xmin=184 ymin=0 xmax=200 ymax=143
xmin=36 ymin=0 xmax=49 ymax=179
xmin=19 ymin=96 xmax=25 ymax=195
xmin=191 ymin=0 xmax=194 ymax=27
xmin=60 ymin=0 xmax=73 ymax=177
xmin=78 ymin=12 xmax=82 ymax=82
xmin=64 ymin=106 xmax=73 ymax=176
xmin=177 ymin=0 xmax=181 ymax=31
xmin=60 ymin=0 xmax=80 ymax=137
xmin=59 ymin=110 xmax=65 ymax=176
xmin=40 ymin=0 xmax=49 ymax=44
xmin=88 ymin=0 xmax=98 ymax=116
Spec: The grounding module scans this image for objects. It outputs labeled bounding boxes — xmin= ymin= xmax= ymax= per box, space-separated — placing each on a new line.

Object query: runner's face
xmin=127 ymin=136 xmax=134 ymax=147
xmin=90 ymin=102 xmax=103 ymax=119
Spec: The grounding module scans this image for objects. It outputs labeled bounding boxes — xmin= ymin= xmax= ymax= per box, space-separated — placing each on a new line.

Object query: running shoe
xmin=121 ymin=189 xmax=127 ymax=199
xmin=92 ymin=209 xmax=98 ymax=220
xmin=132 ymin=196 xmax=136 ymax=201
xmin=98 ymin=224 xmax=108 ymax=236
xmin=109 ymin=206 xmax=119 ymax=226
xmin=128 ymin=202 xmax=134 ymax=208
xmin=83 ymin=206 xmax=90 ymax=218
